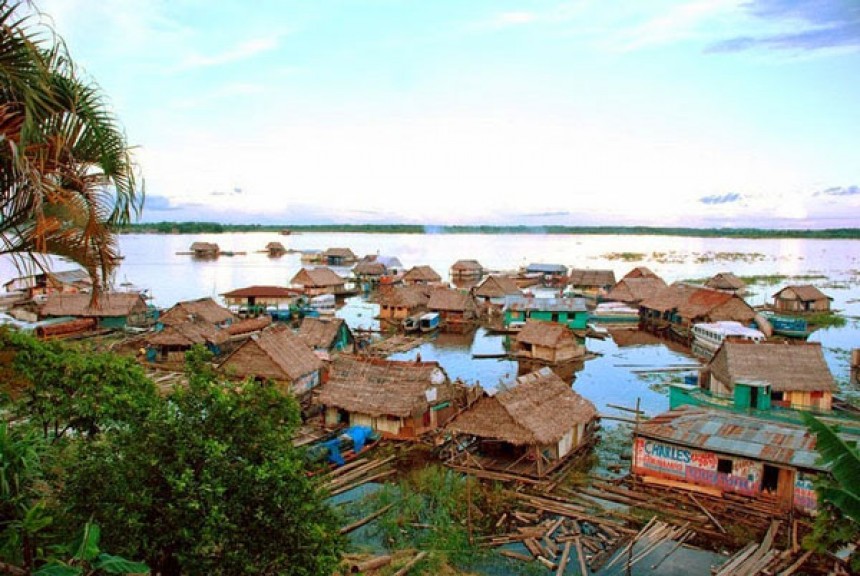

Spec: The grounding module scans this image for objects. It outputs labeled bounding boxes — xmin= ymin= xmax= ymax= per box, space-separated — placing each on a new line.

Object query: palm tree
xmin=0 ymin=1 xmax=142 ymax=293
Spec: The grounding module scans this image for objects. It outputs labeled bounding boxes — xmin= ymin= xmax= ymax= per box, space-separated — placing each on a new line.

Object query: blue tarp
xmin=344 ymin=425 xmax=375 ymax=454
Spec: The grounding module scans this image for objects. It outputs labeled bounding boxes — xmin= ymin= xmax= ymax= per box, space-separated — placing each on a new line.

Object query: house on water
xmin=40 ymin=292 xmax=149 ymax=329
xmin=146 ymin=321 xmax=230 ymax=363
xmin=567 ymin=269 xmax=616 ymax=300
xmin=705 ymin=272 xmax=746 ymax=296
xmin=220 ymin=286 xmax=298 ymax=317
xmin=473 ymin=275 xmax=522 ymax=308
xmin=427 ymin=287 xmax=478 ymax=329
xmin=444 ymin=367 xmax=598 ymax=479
xmin=298 ymin=316 xmax=354 ymax=355
xmin=675 ymin=341 xmax=837 ymax=413
xmin=771 ymin=285 xmax=832 ymax=314
xmin=218 ymin=327 xmax=323 ymax=397
xmin=450 ymin=259 xmax=484 ymax=281
xmin=513 ymin=320 xmax=585 ymax=365
xmin=189 ymin=241 xmax=220 ymax=258
xmin=159 ymin=297 xmax=236 ymax=329
xmin=321 ymin=247 xmax=357 ymax=267
xmin=503 ymin=296 xmax=589 ymax=331
xmin=4 ymin=268 xmax=92 ymax=300
xmin=402 ymin=265 xmax=444 ymax=286
xmin=623 ymin=266 xmax=660 ymax=279
xmin=605 ymin=276 xmax=668 ymax=306
xmin=290 ymin=267 xmax=347 ymax=297
xmin=316 ymin=355 xmax=463 ymax=439
xmin=264 ymin=241 xmax=287 ymax=257
xmin=632 ymin=405 xmax=855 ymax=513
xmin=638 ymin=283 xmax=756 ymax=339
xmin=523 ymin=263 xmax=568 ymax=286
xmin=377 ymin=285 xmax=431 ymax=322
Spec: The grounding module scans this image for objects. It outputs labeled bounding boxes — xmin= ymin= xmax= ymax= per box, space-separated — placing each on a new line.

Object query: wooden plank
xmin=575 ymin=536 xmax=589 ymax=576
xmin=339 ymin=504 xmax=394 ymax=535
xmin=555 ymin=541 xmax=572 ymax=576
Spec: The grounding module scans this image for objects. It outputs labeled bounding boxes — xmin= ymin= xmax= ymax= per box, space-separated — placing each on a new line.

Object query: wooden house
xmin=264 ymin=241 xmax=287 ymax=257
xmin=503 ymin=297 xmax=589 ymax=331
xmin=316 ymin=355 xmax=460 ymax=439
xmin=632 ymin=405 xmax=856 ymax=513
xmin=377 ymin=285 xmax=431 ymax=321
xmin=697 ymin=341 xmax=836 ymax=412
xmin=605 ymin=277 xmax=667 ymax=306
xmin=40 ymin=292 xmax=148 ymax=329
xmin=4 ymin=268 xmax=92 ymax=300
xmin=159 ymin=297 xmax=236 ymax=328
xmin=352 ymin=261 xmax=387 ymax=284
xmin=190 ymin=241 xmax=219 ymax=258
xmin=220 ymin=286 xmax=298 ymax=315
xmin=705 ymin=272 xmax=746 ymax=296
xmin=771 ymin=285 xmax=832 ymax=313
xmin=298 ymin=317 xmax=354 ymax=354
xmin=623 ymin=266 xmax=659 ymax=279
xmin=146 ymin=321 xmax=230 ymax=363
xmin=290 ymin=267 xmax=346 ymax=296
xmin=321 ymin=247 xmax=357 ymax=266
xmin=427 ymin=288 xmax=478 ymax=328
xmin=223 ymin=316 xmax=272 ymax=338
xmin=567 ymin=269 xmax=616 ymax=299
xmin=513 ymin=320 xmax=585 ymax=364
xmin=639 ymin=284 xmax=756 ymax=336
xmin=218 ymin=327 xmax=323 ymax=396
xmin=450 ymin=259 xmax=484 ymax=281
xmin=444 ymin=367 xmax=597 ymax=478
xmin=473 ymin=275 xmax=521 ymax=307
xmin=402 ymin=265 xmax=443 ymax=286
xmin=523 ymin=263 xmax=568 ymax=286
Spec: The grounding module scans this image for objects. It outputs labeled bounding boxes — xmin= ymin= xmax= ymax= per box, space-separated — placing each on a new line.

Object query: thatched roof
xmin=640 ymin=284 xmax=755 ymax=323
xmin=772 ymin=284 xmax=832 ymax=303
xmin=220 ymin=327 xmax=322 ymax=381
xmin=705 ymin=272 xmax=746 ymax=291
xmin=568 ymin=269 xmax=616 ymax=288
xmin=428 ymin=288 xmax=476 ymax=313
xmin=605 ymin=277 xmax=667 ymax=304
xmin=708 ymin=341 xmax=835 ymax=393
xmin=220 ymin=285 xmax=297 ymax=299
xmin=290 ymin=267 xmax=345 ymax=287
xmin=160 ymin=298 xmax=236 ymax=326
xmin=41 ymin=293 xmax=147 ymax=318
xmin=265 ymin=241 xmax=286 ymax=252
xmin=623 ymin=266 xmax=658 ymax=279
xmin=316 ymin=355 xmax=450 ymax=418
xmin=147 ymin=320 xmax=229 ymax=347
xmin=379 ymin=285 xmax=431 ymax=308
xmin=446 ymin=367 xmax=596 ymax=446
xmin=515 ymin=320 xmax=573 ymax=348
xmin=451 ymin=259 xmax=483 ymax=272
xmin=224 ymin=316 xmax=271 ymax=336
xmin=402 ymin=265 xmax=442 ymax=283
xmin=352 ymin=261 xmax=386 ymax=276
xmin=190 ymin=241 xmax=219 ymax=253
xmin=475 ymin=275 xmax=521 ymax=298
xmin=322 ymin=247 xmax=356 ymax=259
xmin=298 ymin=317 xmax=348 ymax=349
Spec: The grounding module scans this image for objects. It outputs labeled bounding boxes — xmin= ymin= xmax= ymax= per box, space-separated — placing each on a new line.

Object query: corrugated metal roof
xmin=505 ymin=297 xmax=587 ymax=313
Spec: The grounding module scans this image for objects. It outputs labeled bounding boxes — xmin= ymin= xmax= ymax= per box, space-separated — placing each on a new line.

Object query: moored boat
xmin=419 ymin=312 xmax=440 ymax=332
xmin=691 ymin=321 xmax=765 ymax=359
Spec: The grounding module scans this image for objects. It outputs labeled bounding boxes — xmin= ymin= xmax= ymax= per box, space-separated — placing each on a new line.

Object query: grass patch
xmin=807 ymin=311 xmax=847 ymax=329
xmin=603 ymin=252 xmax=646 ymax=262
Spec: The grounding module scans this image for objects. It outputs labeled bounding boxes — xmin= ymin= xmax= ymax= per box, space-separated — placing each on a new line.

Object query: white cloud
xmin=612 ymin=0 xmax=740 ymax=51
xmin=177 ymin=36 xmax=282 ymax=71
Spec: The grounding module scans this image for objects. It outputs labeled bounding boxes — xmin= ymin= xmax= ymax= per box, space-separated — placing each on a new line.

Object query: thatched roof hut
xmin=402 ymin=265 xmax=442 ymax=285
xmin=190 ymin=241 xmax=219 ymax=257
xmin=290 ymin=267 xmax=345 ymax=293
xmin=514 ymin=319 xmax=583 ymax=361
xmin=605 ymin=277 xmax=667 ymax=305
xmin=428 ymin=288 xmax=477 ymax=314
xmin=298 ymin=317 xmax=353 ymax=352
xmin=707 ymin=341 xmax=835 ymax=394
xmin=40 ymin=293 xmax=148 ymax=328
xmin=772 ymin=285 xmax=832 ymax=313
xmin=352 ymin=261 xmax=386 ymax=277
xmin=160 ymin=297 xmax=236 ymax=327
xmin=450 ymin=259 xmax=484 ymax=279
xmin=447 ymin=367 xmax=596 ymax=447
xmin=640 ymin=284 xmax=756 ymax=327
xmin=623 ymin=266 xmax=659 ymax=280
xmin=147 ymin=321 xmax=229 ymax=348
xmin=705 ymin=272 xmax=746 ymax=295
xmin=265 ymin=241 xmax=287 ymax=255
xmin=474 ymin=275 xmax=521 ymax=299
xmin=568 ymin=269 xmax=616 ymax=289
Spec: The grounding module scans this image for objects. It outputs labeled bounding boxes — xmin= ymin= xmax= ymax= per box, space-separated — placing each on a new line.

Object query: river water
xmin=6 ymin=231 xmax=859 ymax=419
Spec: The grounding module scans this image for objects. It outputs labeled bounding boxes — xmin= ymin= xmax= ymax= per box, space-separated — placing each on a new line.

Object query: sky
xmin=31 ymin=0 xmax=860 ymax=228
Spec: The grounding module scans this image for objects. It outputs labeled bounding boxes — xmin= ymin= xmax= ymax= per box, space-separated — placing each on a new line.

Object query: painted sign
xmin=794 ymin=473 xmax=818 ymax=513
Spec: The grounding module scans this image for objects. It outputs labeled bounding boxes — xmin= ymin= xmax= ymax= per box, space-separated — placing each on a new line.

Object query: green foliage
xmin=805 ymin=311 xmax=847 ymax=329
xmin=34 ymin=522 xmax=149 ymax=576
xmin=62 ymin=369 xmax=341 ymax=575
xmin=0 ymin=329 xmax=157 ymax=441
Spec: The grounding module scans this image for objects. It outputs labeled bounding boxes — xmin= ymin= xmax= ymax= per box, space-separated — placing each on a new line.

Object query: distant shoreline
xmin=120 ymin=222 xmax=860 ymax=240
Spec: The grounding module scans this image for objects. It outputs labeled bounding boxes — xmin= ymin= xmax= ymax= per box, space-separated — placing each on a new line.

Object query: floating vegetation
xmin=602 ymin=252 xmax=646 ymax=262
xmin=807 ymin=311 xmax=847 ymax=329
xmin=692 ymin=251 xmax=767 ymax=264
xmin=651 ymin=251 xmax=686 ymax=264
xmin=739 ymin=273 xmax=828 ymax=286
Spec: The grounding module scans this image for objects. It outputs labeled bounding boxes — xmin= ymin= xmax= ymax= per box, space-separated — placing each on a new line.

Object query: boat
xmin=402 ymin=314 xmax=421 ymax=333
xmin=761 ymin=312 xmax=813 ymax=339
xmin=691 ymin=321 xmax=765 ymax=359
xmin=588 ymin=301 xmax=640 ymax=324
xmin=419 ymin=312 xmax=440 ymax=333
xmin=309 ymin=294 xmax=336 ymax=315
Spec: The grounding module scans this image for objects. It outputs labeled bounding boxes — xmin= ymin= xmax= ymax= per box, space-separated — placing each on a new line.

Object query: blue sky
xmin=34 ymin=0 xmax=860 ymax=227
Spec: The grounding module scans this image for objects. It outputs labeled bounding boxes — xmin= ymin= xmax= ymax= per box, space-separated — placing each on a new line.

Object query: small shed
xmin=445 ymin=367 xmax=598 ymax=478
xmin=378 ymin=285 xmax=431 ymax=321
xmin=503 ymin=297 xmax=589 ymax=331
xmin=705 ymin=272 xmax=746 ymax=295
xmin=298 ymin=317 xmax=354 ymax=354
xmin=265 ymin=241 xmax=287 ymax=257
xmin=513 ymin=320 xmax=585 ymax=364
xmin=220 ymin=286 xmax=298 ymax=313
xmin=316 ymin=355 xmax=459 ymax=439
xmin=402 ymin=265 xmax=443 ymax=286
xmin=450 ymin=259 xmax=484 ymax=280
xmin=146 ymin=321 xmax=229 ymax=363
xmin=190 ymin=241 xmax=220 ymax=258
xmin=218 ymin=327 xmax=323 ymax=396
xmin=159 ymin=297 xmax=236 ymax=328
xmin=40 ymin=292 xmax=148 ymax=329
xmin=772 ymin=285 xmax=832 ymax=313
xmin=290 ymin=267 xmax=346 ymax=296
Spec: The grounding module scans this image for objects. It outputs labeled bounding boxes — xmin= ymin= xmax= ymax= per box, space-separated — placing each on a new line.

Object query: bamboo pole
xmin=392 ymin=551 xmax=428 ymax=576
xmin=339 ymin=504 xmax=394 ymax=535
xmin=555 ymin=541 xmax=572 ymax=576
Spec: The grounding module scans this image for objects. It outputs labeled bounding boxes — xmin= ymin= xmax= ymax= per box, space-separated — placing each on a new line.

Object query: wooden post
xmin=467 ymin=476 xmax=474 ymax=545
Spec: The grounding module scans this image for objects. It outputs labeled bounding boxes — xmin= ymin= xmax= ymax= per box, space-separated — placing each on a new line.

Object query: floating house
xmin=567 ymin=269 xmax=616 ymax=299
xmin=377 ymin=285 xmax=431 ymax=322
xmin=632 ymin=405 xmax=852 ymax=513
xmin=4 ymin=268 xmax=92 ymax=300
xmin=298 ymin=317 xmax=354 ymax=354
xmin=523 ymin=263 xmax=568 ymax=286
xmin=473 ymin=275 xmax=522 ymax=307
xmin=352 ymin=261 xmax=387 ymax=284
xmin=639 ymin=284 xmax=756 ymax=337
xmin=146 ymin=321 xmax=229 ymax=362
xmin=321 ymin=247 xmax=357 ymax=267
xmin=771 ymin=285 xmax=832 ymax=314
xmin=316 ymin=355 xmax=460 ymax=439
xmin=189 ymin=241 xmax=220 ymax=258
xmin=445 ymin=367 xmax=598 ymax=479
xmin=513 ymin=320 xmax=585 ymax=365
xmin=402 ymin=265 xmax=443 ymax=286
xmin=218 ymin=327 xmax=323 ymax=396
xmin=264 ymin=241 xmax=287 ymax=257
xmin=220 ymin=286 xmax=298 ymax=316
xmin=40 ymin=292 xmax=148 ymax=329
xmin=690 ymin=341 xmax=836 ymax=412
xmin=503 ymin=296 xmax=589 ymax=331
xmin=450 ymin=259 xmax=484 ymax=281
xmin=605 ymin=276 xmax=668 ymax=306
xmin=705 ymin=272 xmax=746 ymax=296
xmin=159 ymin=297 xmax=236 ymax=329
xmin=290 ymin=267 xmax=346 ymax=297
xmin=427 ymin=287 xmax=478 ymax=328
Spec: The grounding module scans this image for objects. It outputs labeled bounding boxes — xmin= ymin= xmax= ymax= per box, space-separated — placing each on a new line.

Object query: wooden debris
xmin=339 ymin=504 xmax=394 ymax=535
xmin=392 ymin=551 xmax=427 ymax=576
xmin=349 ymin=555 xmax=392 ymax=573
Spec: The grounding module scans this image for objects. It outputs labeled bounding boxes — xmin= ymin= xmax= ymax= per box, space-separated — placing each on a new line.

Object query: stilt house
xmin=513 ymin=320 xmax=585 ymax=364
xmin=771 ymin=285 xmax=832 ymax=313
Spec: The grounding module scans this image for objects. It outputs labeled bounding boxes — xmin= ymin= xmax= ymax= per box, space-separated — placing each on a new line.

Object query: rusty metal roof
xmin=637 ymin=406 xmax=858 ymax=471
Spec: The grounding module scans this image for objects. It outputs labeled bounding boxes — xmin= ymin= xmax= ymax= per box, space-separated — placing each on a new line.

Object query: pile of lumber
xmin=321 ymin=455 xmax=396 ymax=497
xmin=712 ymin=520 xmax=812 ymax=576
